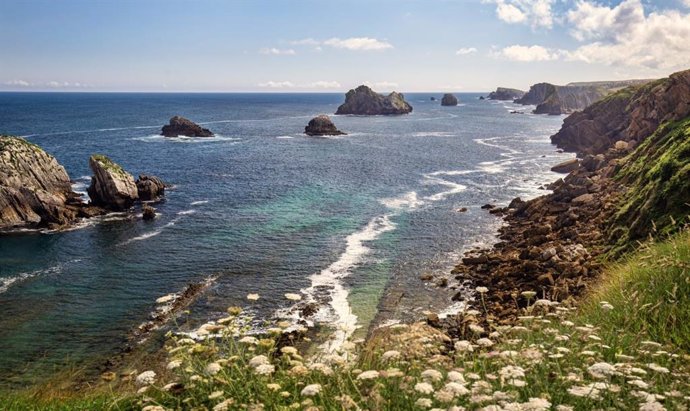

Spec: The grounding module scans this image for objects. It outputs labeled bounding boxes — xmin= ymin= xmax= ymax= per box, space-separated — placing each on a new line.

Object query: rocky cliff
xmin=335 ymin=85 xmax=413 ymax=115
xmin=0 ymin=136 xmax=101 ymax=230
xmin=87 ymin=155 xmax=139 ymax=210
xmin=551 ymin=70 xmax=690 ymax=155
xmin=487 ymin=87 xmax=525 ymax=101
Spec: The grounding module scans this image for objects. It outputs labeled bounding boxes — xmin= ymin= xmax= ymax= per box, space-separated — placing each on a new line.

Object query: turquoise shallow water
xmin=0 ymin=92 xmax=571 ymax=386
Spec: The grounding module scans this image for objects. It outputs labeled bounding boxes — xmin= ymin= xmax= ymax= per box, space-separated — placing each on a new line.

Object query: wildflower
xmin=208 ymin=391 xmax=224 ymax=400
xmin=381 ymin=350 xmax=401 ymax=361
xmin=455 ymin=340 xmax=474 ymax=353
xmin=267 ymin=383 xmax=281 ymax=391
xmin=382 ymin=368 xmax=404 ymax=378
xmin=415 ymin=382 xmax=435 ymax=394
xmin=499 ymin=365 xmax=525 ymax=381
xmin=508 ymin=379 xmax=527 ymax=387
xmin=639 ymin=401 xmax=666 ymax=411
xmin=280 ymin=346 xmax=298 ymax=355
xmin=477 ymin=338 xmax=494 ymax=347
xmin=588 ymin=362 xmax=617 ymax=379
xmin=421 ymin=369 xmax=443 ymax=382
xmin=285 ymin=293 xmax=301 ymax=301
xmin=280 ymin=391 xmax=291 ymax=398
xmin=520 ymin=398 xmax=551 ymax=411
xmin=357 ymin=370 xmax=380 ymax=380
xmin=135 ymin=370 xmax=156 ymax=386
xmin=629 ymin=380 xmax=650 ymax=389
xmin=600 ymin=302 xmax=614 ymax=311
xmin=555 ymin=335 xmax=570 ymax=342
xmin=289 ymin=365 xmax=309 ymax=376
xmin=205 ymin=362 xmax=222 ymax=375
xmin=239 ymin=336 xmax=258 ymax=345
xmin=647 ymin=363 xmax=670 ymax=374
xmin=445 ymin=382 xmax=470 ymax=395
xmin=469 ymin=324 xmax=485 ymax=334
xmin=555 ymin=406 xmax=574 ymax=411
xmin=476 ymin=286 xmax=489 ymax=293
xmin=247 ymin=293 xmax=260 ymax=301
xmin=561 ymin=320 xmax=575 ymax=327
xmin=415 ymin=398 xmax=433 ymax=408
xmin=447 ymin=371 xmax=466 ymax=383
xmin=166 ymin=360 xmax=182 ymax=370
xmin=142 ymin=406 xmax=166 ymax=411
xmin=534 ymin=299 xmax=555 ymax=307
xmin=435 ymin=389 xmax=456 ymax=403
xmin=301 ymin=384 xmax=322 ymax=397
xmin=248 ymin=355 xmax=270 ymax=368
xmin=641 ymin=341 xmax=662 ymax=349
xmin=521 ymin=291 xmax=537 ymax=299
xmin=309 ymin=363 xmax=334 ymax=376
xmin=254 ymin=364 xmax=275 ymax=375
xmin=568 ymin=384 xmax=601 ymax=399
xmin=213 ymin=399 xmax=235 ymax=411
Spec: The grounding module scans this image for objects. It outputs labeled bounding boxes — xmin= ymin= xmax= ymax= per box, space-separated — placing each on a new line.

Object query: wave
xmin=129 ymin=134 xmax=242 ymax=144
xmin=276 ymin=135 xmax=295 ymax=139
xmin=190 ymin=200 xmax=209 ymax=206
xmin=118 ymin=210 xmax=194 ymax=246
xmin=474 ymin=137 xmax=522 ymax=155
xmin=177 ymin=209 xmax=196 ymax=215
xmin=422 ymin=173 xmax=468 ymax=202
xmin=0 ymin=260 xmax=80 ymax=294
xmin=379 ymin=191 xmax=424 ymax=211
xmin=411 ymin=131 xmax=455 ymax=138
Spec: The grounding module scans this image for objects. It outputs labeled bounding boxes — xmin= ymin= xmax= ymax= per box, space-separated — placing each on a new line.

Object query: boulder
xmin=551 ymin=159 xmax=579 ymax=174
xmin=161 ymin=116 xmax=214 ymax=137
xmin=430 ymin=97 xmax=437 ymax=101
xmin=335 ymin=85 xmax=413 ymax=115
xmin=142 ymin=204 xmax=156 ymax=220
xmin=441 ymin=93 xmax=459 ymax=106
xmin=0 ymin=136 xmax=91 ymax=230
xmin=87 ymin=155 xmax=138 ymax=211
xmin=136 ymin=175 xmax=166 ymax=201
xmin=304 ymin=115 xmax=346 ymax=136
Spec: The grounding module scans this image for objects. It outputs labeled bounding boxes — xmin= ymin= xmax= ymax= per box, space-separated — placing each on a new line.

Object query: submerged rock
xmin=0 ymin=136 xmax=93 ymax=230
xmin=430 ymin=96 xmax=437 ymax=101
xmin=441 ymin=93 xmax=459 ymax=106
xmin=161 ymin=116 xmax=214 ymax=138
xmin=136 ymin=174 xmax=166 ymax=201
xmin=142 ymin=204 xmax=156 ymax=220
xmin=335 ymin=85 xmax=413 ymax=115
xmin=87 ymin=154 xmax=139 ymax=211
xmin=304 ymin=115 xmax=346 ymax=136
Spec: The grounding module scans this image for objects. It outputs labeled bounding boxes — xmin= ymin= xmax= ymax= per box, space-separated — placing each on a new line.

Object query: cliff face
xmin=87 ymin=155 xmax=139 ymax=211
xmin=0 ymin=136 xmax=82 ymax=229
xmin=335 ymin=85 xmax=413 ymax=115
xmin=551 ymin=70 xmax=690 ymax=155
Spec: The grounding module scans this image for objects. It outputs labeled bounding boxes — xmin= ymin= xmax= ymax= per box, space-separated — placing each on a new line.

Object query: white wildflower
xmin=280 ymin=346 xmax=298 ymax=355
xmin=476 ymin=286 xmax=489 ymax=293
xmin=647 ymin=363 xmax=670 ymax=374
xmin=415 ymin=382 xmax=435 ymax=394
xmin=447 ymin=371 xmax=466 ymax=383
xmin=421 ymin=369 xmax=443 ymax=382
xmin=381 ymin=350 xmax=401 ymax=361
xmin=246 ymin=293 xmax=260 ymax=301
xmin=213 ymin=399 xmax=234 ymax=411
xmin=248 ymin=355 xmax=270 ymax=368
xmin=568 ymin=384 xmax=601 ymax=399
xmin=206 ymin=362 xmax=222 ymax=375
xmin=455 ymin=340 xmax=474 ymax=353
xmin=166 ymin=360 xmax=182 ymax=370
xmin=239 ymin=336 xmax=258 ymax=345
xmin=476 ymin=338 xmax=494 ymax=347
xmin=415 ymin=398 xmax=433 ymax=408
xmin=588 ymin=362 xmax=617 ymax=379
xmin=639 ymin=401 xmax=666 ymax=411
xmin=356 ymin=370 xmax=380 ymax=380
xmin=285 ymin=293 xmax=301 ymax=301
xmin=135 ymin=370 xmax=156 ymax=386
xmin=445 ymin=382 xmax=469 ymax=395
xmin=208 ymin=391 xmax=223 ymax=400
xmin=301 ymin=384 xmax=322 ymax=397
xmin=254 ymin=364 xmax=275 ymax=375
xmin=469 ymin=324 xmax=485 ymax=334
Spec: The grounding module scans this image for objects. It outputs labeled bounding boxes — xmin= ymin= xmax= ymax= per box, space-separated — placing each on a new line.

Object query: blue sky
xmin=1 ymin=0 xmax=689 ymax=92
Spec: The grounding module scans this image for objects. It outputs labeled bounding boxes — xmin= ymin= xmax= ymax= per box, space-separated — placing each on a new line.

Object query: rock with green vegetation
xmin=551 ymin=69 xmax=690 ymax=155
xmin=0 ymin=135 xmax=88 ymax=230
xmin=335 ymin=85 xmax=413 ymax=115
xmin=87 ymin=154 xmax=138 ymax=210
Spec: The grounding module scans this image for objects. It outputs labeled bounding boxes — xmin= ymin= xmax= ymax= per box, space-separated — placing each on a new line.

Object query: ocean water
xmin=0 ymin=92 xmax=572 ymax=386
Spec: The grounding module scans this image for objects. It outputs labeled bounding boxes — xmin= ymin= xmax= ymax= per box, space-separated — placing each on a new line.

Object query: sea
xmin=0 ymin=92 xmax=572 ymax=387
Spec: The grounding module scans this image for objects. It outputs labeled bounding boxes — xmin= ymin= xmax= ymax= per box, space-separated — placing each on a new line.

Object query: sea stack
xmin=87 ymin=154 xmax=139 ymax=211
xmin=487 ymin=87 xmax=526 ymax=101
xmin=161 ymin=116 xmax=214 ymax=137
xmin=335 ymin=85 xmax=413 ymax=115
xmin=304 ymin=115 xmax=346 ymax=136
xmin=136 ymin=175 xmax=167 ymax=201
xmin=441 ymin=93 xmax=459 ymax=106
xmin=0 ymin=136 xmax=101 ymax=230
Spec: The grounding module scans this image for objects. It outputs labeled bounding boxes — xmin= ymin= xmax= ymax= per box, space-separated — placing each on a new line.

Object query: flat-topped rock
xmin=335 ymin=85 xmax=413 ymax=115
xmin=441 ymin=93 xmax=459 ymax=106
xmin=161 ymin=116 xmax=214 ymax=137
xmin=304 ymin=115 xmax=346 ymax=136
xmin=488 ymin=87 xmax=525 ymax=101
xmin=551 ymin=158 xmax=580 ymax=174
xmin=87 ymin=154 xmax=138 ymax=211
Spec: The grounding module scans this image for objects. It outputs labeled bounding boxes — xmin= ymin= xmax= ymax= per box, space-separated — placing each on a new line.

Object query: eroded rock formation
xmin=304 ymin=115 xmax=346 ymax=136
xmin=87 ymin=154 xmax=139 ymax=211
xmin=335 ymin=85 xmax=413 ymax=115
xmin=161 ymin=116 xmax=214 ymax=137
xmin=441 ymin=93 xmax=459 ymax=106
xmin=487 ymin=87 xmax=525 ymax=101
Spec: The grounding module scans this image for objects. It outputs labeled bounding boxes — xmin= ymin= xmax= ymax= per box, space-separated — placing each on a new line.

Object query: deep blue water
xmin=0 ymin=92 xmax=571 ymax=386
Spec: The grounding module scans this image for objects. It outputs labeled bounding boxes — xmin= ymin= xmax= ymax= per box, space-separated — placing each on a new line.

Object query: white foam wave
xmin=427 ymin=170 xmax=478 ymax=177
xmin=177 ymin=209 xmax=196 ymax=215
xmin=0 ymin=261 xmax=79 ymax=294
xmin=190 ymin=200 xmax=209 ymax=206
xmin=300 ymin=214 xmax=397 ymax=355
xmin=379 ymin=191 xmax=424 ymax=210
xmin=276 ymin=135 xmax=295 ymax=139
xmin=474 ymin=137 xmax=522 ymax=155
xmin=118 ymin=211 xmax=192 ymax=246
xmin=129 ymin=135 xmax=242 ymax=144
xmin=411 ymin=131 xmax=455 ymax=138
xmin=423 ymin=173 xmax=467 ymax=202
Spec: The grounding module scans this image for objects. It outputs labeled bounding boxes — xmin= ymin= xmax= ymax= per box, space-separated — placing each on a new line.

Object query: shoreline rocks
xmin=441 ymin=93 xmax=458 ymax=106
xmin=161 ymin=116 xmax=214 ymax=138
xmin=335 ymin=85 xmax=413 ymax=115
xmin=304 ymin=115 xmax=346 ymax=136
xmin=136 ymin=175 xmax=166 ymax=201
xmin=87 ymin=155 xmax=139 ymax=211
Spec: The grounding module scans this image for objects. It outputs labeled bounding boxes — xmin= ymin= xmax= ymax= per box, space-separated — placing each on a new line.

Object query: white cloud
xmin=684 ymin=0 xmax=690 ymax=8
xmin=289 ymin=38 xmax=320 ymax=46
xmin=259 ymin=47 xmax=296 ymax=55
xmin=4 ymin=80 xmax=31 ymax=87
xmin=257 ymin=81 xmax=296 ymax=88
xmin=566 ymin=0 xmax=690 ymax=70
xmin=323 ymin=37 xmax=393 ymax=51
xmin=364 ymin=81 xmax=399 ymax=90
xmin=492 ymin=44 xmax=564 ymax=61
xmin=483 ymin=0 xmax=554 ymax=29
xmin=308 ymin=81 xmax=341 ymax=89
xmin=456 ymin=47 xmax=478 ymax=55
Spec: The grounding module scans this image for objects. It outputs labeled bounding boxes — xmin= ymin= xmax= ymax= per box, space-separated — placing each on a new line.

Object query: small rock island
xmin=441 ymin=93 xmax=459 ymax=106
xmin=161 ymin=116 xmax=214 ymax=137
xmin=304 ymin=115 xmax=346 ymax=136
xmin=335 ymin=85 xmax=413 ymax=115
xmin=487 ymin=87 xmax=526 ymax=101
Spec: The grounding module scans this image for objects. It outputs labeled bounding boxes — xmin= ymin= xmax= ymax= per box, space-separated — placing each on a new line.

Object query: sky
xmin=1 ymin=0 xmax=689 ymax=92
